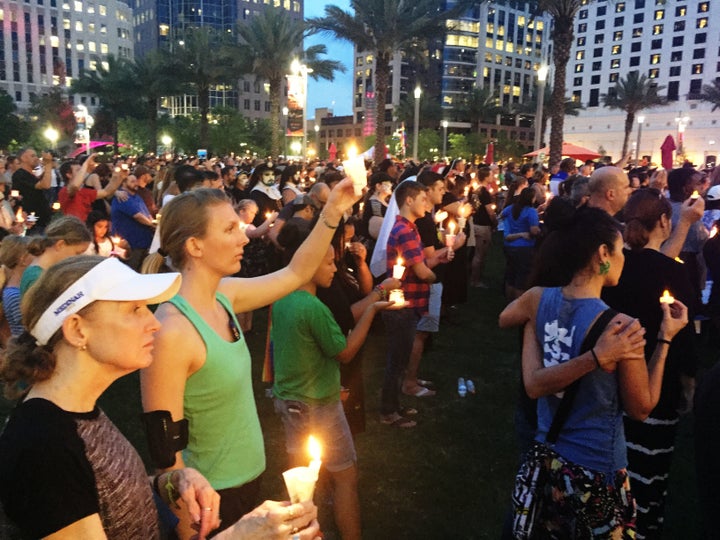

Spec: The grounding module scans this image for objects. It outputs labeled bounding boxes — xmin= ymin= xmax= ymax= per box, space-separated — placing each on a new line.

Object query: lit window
xmin=611 ymin=59 xmax=621 ymax=69
xmin=99 ymin=4 xmax=106 ymax=15
xmin=633 ymin=27 xmax=643 ymax=37
xmin=654 ymin=10 xmax=664 ymax=20
xmin=692 ymin=64 xmax=704 ymax=74
xmin=653 ymin=25 xmax=663 ymax=34
xmin=649 ymin=68 xmax=659 ymax=78
xmin=75 ymin=21 xmax=82 ymax=31
xmin=614 ymin=31 xmax=623 ymax=41
xmin=616 ymin=2 xmax=625 ymax=12
xmin=100 ymin=43 xmax=108 ymax=54
xmin=675 ymin=6 xmax=686 ymax=16
xmin=651 ymin=54 xmax=661 ymax=64
xmin=575 ymin=64 xmax=584 ymax=73
xmin=611 ymin=45 xmax=622 ymax=55
xmin=576 ymin=50 xmax=585 ymax=60
xmin=88 ymin=41 xmax=96 ymax=52
xmin=609 ymin=73 xmax=619 ymax=82
xmin=577 ymin=36 xmax=586 ymax=46
xmin=698 ymin=2 xmax=708 ymax=13
xmin=697 ymin=18 xmax=708 ymax=29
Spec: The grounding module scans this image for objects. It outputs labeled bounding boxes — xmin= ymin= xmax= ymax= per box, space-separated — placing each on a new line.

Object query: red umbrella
xmin=524 ymin=142 xmax=601 ymax=161
xmin=660 ymin=135 xmax=676 ymax=170
xmin=484 ymin=141 xmax=494 ymax=165
xmin=328 ymin=142 xmax=337 ymax=162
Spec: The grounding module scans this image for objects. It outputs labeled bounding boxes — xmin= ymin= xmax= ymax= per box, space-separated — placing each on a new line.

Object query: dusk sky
xmin=305 ymin=0 xmax=354 ymax=119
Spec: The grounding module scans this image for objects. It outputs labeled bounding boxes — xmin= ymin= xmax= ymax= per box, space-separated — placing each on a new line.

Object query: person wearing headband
xmin=0 ymin=256 xmax=320 ymax=540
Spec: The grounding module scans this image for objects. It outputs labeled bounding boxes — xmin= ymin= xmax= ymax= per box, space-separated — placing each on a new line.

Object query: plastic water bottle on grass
xmin=458 ymin=377 xmax=467 ymax=397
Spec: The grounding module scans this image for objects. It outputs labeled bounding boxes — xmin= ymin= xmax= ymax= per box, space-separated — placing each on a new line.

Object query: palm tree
xmin=129 ymin=50 xmax=186 ymax=153
xmin=72 ymin=55 xmax=136 ymax=154
xmin=536 ymin=0 xmax=583 ymax=164
xmin=308 ymin=0 xmax=474 ymax=165
xmin=700 ymin=79 xmax=720 ymax=112
xmin=171 ymin=27 xmax=240 ymax=150
xmin=602 ymin=72 xmax=666 ymax=158
xmin=455 ymin=87 xmax=503 ymax=133
xmin=236 ymin=7 xmax=344 ymax=158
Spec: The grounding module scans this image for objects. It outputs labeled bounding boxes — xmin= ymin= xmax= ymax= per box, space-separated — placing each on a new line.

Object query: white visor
xmin=30 ymin=257 xmax=181 ymax=345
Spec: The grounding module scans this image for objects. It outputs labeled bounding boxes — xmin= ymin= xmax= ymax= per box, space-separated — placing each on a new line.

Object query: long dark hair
xmin=512 ymin=188 xmax=536 ymax=220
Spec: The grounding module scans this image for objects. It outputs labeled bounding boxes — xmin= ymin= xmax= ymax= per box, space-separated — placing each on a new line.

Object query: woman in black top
xmin=602 ymin=188 xmax=698 ymax=539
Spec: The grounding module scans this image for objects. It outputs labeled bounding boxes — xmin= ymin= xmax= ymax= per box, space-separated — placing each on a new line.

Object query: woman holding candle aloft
xmin=140 ymin=181 xmax=359 ymax=537
xmin=272 ymin=223 xmax=394 ymax=540
xmin=499 ymin=207 xmax=689 ymax=538
xmin=602 ymin=188 xmax=698 ymax=539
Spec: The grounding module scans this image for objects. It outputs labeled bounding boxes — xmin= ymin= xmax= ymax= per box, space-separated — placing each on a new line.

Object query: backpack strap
xmin=546 ymin=308 xmax=618 ymax=444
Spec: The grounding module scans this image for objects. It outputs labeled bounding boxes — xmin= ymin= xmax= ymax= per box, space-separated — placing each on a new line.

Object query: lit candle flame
xmin=397 ymin=256 xmax=404 ymax=266
xmin=659 ymin=289 xmax=675 ymax=304
xmin=347 ymin=145 xmax=358 ymax=159
xmin=14 ymin=208 xmax=23 ymax=222
xmin=691 ymin=190 xmax=700 ymax=200
xmin=711 ymin=226 xmax=718 ymax=238
xmin=265 ymin=212 xmax=272 ymax=220
xmin=448 ymin=221 xmax=456 ymax=235
xmin=52 ymin=201 xmax=61 ymax=211
xmin=434 ymin=210 xmax=448 ymax=224
xmin=308 ymin=435 xmax=322 ymax=474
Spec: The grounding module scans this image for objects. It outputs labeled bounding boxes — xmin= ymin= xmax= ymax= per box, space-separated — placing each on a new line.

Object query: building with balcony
xmin=0 ymin=0 xmax=133 ymax=111
xmin=563 ymin=0 xmax=719 ymax=166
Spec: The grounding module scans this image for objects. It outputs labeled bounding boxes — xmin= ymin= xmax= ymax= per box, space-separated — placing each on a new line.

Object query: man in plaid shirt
xmin=381 ymin=180 xmax=453 ymax=428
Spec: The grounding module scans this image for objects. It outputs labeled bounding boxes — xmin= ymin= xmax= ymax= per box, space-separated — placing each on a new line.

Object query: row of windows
xmin=580 ymin=1 xmax=708 ymax=18
xmin=578 ymin=15 xmax=707 ymax=32
xmin=577 ymin=45 xmax=707 ymax=61
xmin=242 ymin=99 xmax=271 ymax=112
xmin=579 ymin=78 xmax=704 ymax=107
xmin=573 ymin=60 xmax=718 ymax=87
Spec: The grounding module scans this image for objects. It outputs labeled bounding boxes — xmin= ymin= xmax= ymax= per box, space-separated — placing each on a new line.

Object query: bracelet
xmin=590 ymin=348 xmax=601 ymax=368
xmin=374 ymin=284 xmax=387 ymax=300
xmin=165 ymin=471 xmax=180 ymax=508
xmin=319 ymin=212 xmax=339 ymax=230
xmin=657 ymin=337 xmax=672 ymax=346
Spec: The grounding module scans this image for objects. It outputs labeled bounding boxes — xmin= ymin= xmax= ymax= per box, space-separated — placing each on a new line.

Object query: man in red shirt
xmin=58 ymin=155 xmax=124 ymax=222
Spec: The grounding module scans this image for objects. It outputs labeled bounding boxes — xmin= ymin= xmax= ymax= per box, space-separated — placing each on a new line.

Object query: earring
xmin=77 ymin=343 xmax=87 ymax=351
xmin=599 ymin=261 xmax=610 ymax=275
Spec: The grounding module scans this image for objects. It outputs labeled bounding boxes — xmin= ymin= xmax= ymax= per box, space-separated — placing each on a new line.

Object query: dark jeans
xmin=209 ymin=476 xmax=261 ymax=537
xmin=381 ymin=308 xmax=419 ymax=415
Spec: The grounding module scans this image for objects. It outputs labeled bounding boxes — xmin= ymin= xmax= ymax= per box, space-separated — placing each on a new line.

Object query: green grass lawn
xmin=0 ymin=234 xmax=714 ymax=539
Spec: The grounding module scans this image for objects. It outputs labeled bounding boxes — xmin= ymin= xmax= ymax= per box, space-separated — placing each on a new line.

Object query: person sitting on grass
xmin=272 ymin=222 xmax=394 ymax=540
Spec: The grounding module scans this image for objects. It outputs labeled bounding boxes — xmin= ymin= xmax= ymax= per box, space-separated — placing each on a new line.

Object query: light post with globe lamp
xmin=43 ymin=126 xmax=59 ymax=152
xmin=635 ymin=115 xmax=645 ymax=165
xmin=282 ymin=106 xmax=289 ymax=158
xmin=441 ymin=120 xmax=448 ymax=159
xmin=413 ymin=86 xmax=422 ymax=162
xmin=314 ymin=124 xmax=320 ymax=159
xmin=161 ymin=134 xmax=173 ymax=157
xmin=533 ymin=64 xmax=549 ymax=163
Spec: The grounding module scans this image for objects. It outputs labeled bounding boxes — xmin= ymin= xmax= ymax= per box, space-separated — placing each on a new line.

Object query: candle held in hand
xmin=659 ymin=290 xmax=675 ymax=304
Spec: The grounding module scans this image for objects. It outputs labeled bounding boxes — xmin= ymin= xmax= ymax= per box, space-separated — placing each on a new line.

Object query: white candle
xmin=388 ymin=288 xmax=405 ymax=306
xmin=434 ymin=210 xmax=448 ymax=224
xmin=659 ymin=290 xmax=675 ymax=304
xmin=282 ymin=436 xmax=322 ymax=504
xmin=10 ymin=190 xmax=19 ymax=198
xmin=392 ymin=257 xmax=405 ymax=280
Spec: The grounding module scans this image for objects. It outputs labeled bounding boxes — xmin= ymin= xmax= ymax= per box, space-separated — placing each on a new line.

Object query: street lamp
xmin=43 ymin=126 xmax=59 ymax=150
xmin=282 ymin=106 xmax=289 ymax=158
xmin=413 ymin=86 xmax=421 ymax=162
xmin=635 ymin=115 xmax=645 ymax=165
xmin=314 ymin=124 xmax=320 ymax=158
xmin=533 ymin=64 xmax=549 ymax=161
xmin=442 ymin=120 xmax=448 ymax=159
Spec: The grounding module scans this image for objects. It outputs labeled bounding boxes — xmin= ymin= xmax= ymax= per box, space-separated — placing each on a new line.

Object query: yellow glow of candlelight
xmin=434 ymin=210 xmax=448 ymax=223
xmin=660 ymin=290 xmax=675 ymax=304
xmin=347 ymin=145 xmax=358 ymax=159
xmin=674 ymin=257 xmax=685 ymax=264
xmin=448 ymin=221 xmax=456 ymax=234
xmin=691 ymin=190 xmax=700 ymax=199
xmin=711 ymin=226 xmax=718 ymax=238
xmin=52 ymin=202 xmax=61 ymax=211
xmin=308 ymin=435 xmax=322 ymax=463
xmin=15 ymin=208 xmax=23 ymax=222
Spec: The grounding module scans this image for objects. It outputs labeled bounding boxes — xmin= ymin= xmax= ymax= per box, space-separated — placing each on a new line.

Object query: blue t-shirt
xmin=111 ymin=193 xmax=154 ymax=249
xmin=501 ymin=205 xmax=539 ymax=247
xmin=535 ymin=287 xmax=627 ymax=474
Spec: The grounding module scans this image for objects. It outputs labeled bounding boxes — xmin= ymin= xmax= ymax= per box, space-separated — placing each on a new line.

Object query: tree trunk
xmin=549 ymin=16 xmax=574 ymax=165
xmin=622 ymin=110 xmax=634 ymax=161
xmin=147 ymin=98 xmax=158 ymax=155
xmin=373 ymin=52 xmax=391 ymax=167
xmin=199 ymin=84 xmax=210 ymax=150
xmin=269 ymin=76 xmax=282 ymax=159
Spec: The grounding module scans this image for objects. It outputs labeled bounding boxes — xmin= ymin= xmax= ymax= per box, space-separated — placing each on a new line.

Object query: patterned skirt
xmin=512 ymin=442 xmax=636 ymax=539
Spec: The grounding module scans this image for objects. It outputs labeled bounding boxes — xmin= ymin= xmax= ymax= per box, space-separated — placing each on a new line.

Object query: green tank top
xmin=169 ymin=293 xmax=265 ymax=490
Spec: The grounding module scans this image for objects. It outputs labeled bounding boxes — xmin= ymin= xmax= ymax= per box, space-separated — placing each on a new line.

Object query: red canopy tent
xmin=524 ymin=142 xmax=602 ymax=161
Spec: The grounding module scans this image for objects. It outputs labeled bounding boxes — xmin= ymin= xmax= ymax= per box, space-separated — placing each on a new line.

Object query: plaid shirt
xmin=387 ymin=215 xmax=429 ymax=314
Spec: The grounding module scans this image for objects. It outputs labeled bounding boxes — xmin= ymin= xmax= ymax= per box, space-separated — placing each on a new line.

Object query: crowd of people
xmin=0 ymin=145 xmax=718 ymax=538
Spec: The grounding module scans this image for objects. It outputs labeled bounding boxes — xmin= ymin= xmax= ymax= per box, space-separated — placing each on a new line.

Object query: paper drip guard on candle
xmin=282 ymin=466 xmax=319 ymax=504
xmin=342 ymin=155 xmax=367 ymax=196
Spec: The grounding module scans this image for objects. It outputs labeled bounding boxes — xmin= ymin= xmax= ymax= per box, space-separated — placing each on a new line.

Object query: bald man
xmin=586 ymin=166 xmax=632 ymax=216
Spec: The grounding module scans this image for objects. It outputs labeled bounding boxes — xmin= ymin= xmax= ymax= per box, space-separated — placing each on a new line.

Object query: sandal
xmin=417 ymin=378 xmax=436 ymax=389
xmin=398 ymin=406 xmax=418 ymax=416
xmin=380 ymin=413 xmax=417 ymax=428
xmin=402 ymin=386 xmax=436 ymax=398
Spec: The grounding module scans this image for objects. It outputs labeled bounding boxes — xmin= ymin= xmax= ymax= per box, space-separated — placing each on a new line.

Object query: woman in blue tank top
xmin=500 ymin=207 xmax=689 ymax=538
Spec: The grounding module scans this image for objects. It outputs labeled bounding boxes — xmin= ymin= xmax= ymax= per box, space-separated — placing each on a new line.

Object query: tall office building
xmin=564 ymin=0 xmax=719 ymax=165
xmin=352 ymin=2 xmax=552 ymax=145
xmin=0 ymin=0 xmax=133 ymax=110
xmin=133 ymin=0 xmax=303 ymax=121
